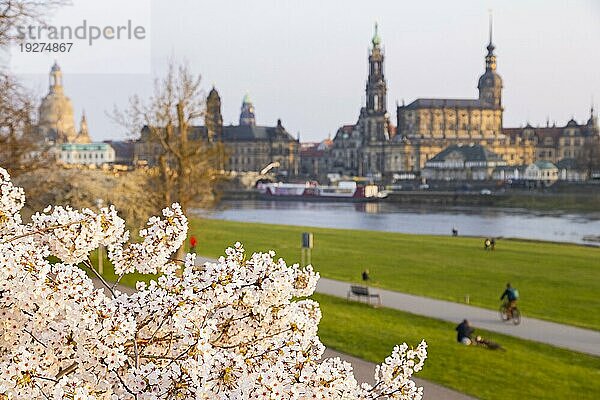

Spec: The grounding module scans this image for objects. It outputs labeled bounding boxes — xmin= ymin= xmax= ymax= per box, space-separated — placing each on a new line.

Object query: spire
xmin=371 ymin=22 xmax=381 ymax=47
xmin=486 ymin=11 xmax=495 ymax=56
xmin=76 ymin=110 xmax=91 ymax=143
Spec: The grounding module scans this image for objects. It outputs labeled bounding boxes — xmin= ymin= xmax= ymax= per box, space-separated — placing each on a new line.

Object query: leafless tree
xmin=113 ymin=62 xmax=225 ymax=215
xmin=576 ymin=135 xmax=600 ymax=178
xmin=0 ymin=0 xmax=68 ymax=47
xmin=0 ymin=72 xmax=52 ymax=176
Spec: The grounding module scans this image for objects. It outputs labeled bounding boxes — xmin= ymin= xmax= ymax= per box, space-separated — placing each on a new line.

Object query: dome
xmin=38 ymin=63 xmax=77 ymax=143
xmin=477 ymin=70 xmax=503 ymax=90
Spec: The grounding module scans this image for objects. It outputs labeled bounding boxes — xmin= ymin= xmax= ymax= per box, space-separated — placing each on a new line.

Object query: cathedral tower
xmin=239 ymin=93 xmax=256 ymax=126
xmin=366 ymin=23 xmax=386 ymax=115
xmin=206 ymin=86 xmax=223 ymax=141
xmin=478 ymin=16 xmax=503 ymax=108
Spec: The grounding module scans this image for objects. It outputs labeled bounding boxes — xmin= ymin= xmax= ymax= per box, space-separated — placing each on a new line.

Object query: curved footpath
xmin=316 ymin=277 xmax=600 ymax=357
xmin=196 ymin=256 xmax=600 ymax=356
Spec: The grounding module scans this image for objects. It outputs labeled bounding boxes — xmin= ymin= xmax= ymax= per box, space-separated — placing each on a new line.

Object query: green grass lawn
xmin=187 ymin=218 xmax=600 ymax=331
xmin=314 ymin=293 xmax=600 ymax=400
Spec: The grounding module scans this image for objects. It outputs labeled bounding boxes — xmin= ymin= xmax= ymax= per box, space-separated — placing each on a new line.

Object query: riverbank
xmin=222 ymin=189 xmax=600 ymax=212
xmin=188 ymin=218 xmax=600 ymax=330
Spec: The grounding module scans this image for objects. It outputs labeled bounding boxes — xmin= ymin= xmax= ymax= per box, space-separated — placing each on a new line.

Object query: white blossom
xmin=0 ymin=167 xmax=427 ymax=399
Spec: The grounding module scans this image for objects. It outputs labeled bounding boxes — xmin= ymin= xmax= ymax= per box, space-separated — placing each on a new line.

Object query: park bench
xmin=347 ymin=285 xmax=381 ymax=306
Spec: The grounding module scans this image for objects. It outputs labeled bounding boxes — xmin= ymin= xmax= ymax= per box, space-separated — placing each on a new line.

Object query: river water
xmin=198 ymin=200 xmax=600 ymax=246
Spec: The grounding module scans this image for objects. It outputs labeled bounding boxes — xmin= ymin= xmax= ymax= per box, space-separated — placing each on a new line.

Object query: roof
xmin=60 ymin=143 xmax=112 ymax=151
xmin=103 ymin=140 xmax=134 ymax=159
xmin=556 ymin=158 xmax=578 ymax=169
xmin=222 ymin=124 xmax=295 ymax=142
xmin=143 ymin=122 xmax=296 ymax=143
xmin=400 ymin=98 xmax=496 ymax=110
xmin=532 ymin=160 xmax=557 ymax=170
xmin=428 ymin=143 xmax=504 ymax=163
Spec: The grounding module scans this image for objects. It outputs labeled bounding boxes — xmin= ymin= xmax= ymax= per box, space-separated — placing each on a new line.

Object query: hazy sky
xmin=17 ymin=0 xmax=600 ymax=142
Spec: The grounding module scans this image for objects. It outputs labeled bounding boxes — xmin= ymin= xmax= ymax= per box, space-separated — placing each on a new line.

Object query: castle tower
xmin=239 ymin=93 xmax=256 ymax=126
xmin=366 ymin=23 xmax=386 ymax=115
xmin=38 ymin=62 xmax=78 ymax=143
xmin=206 ymin=86 xmax=223 ymax=141
xmin=477 ymin=15 xmax=503 ymax=108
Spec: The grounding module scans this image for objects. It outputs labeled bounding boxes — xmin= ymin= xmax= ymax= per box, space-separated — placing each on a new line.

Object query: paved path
xmin=195 ymin=256 xmax=600 ymax=356
xmin=317 ymin=277 xmax=600 ymax=357
xmin=324 ymin=348 xmax=477 ymax=400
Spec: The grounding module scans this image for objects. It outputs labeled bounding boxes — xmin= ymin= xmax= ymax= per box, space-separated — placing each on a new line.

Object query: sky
xmin=15 ymin=0 xmax=600 ymax=142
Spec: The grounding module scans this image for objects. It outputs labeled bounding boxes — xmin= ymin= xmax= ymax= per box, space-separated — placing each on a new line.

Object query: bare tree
xmin=0 ymin=1 xmax=70 ymax=175
xmin=576 ymin=135 xmax=600 ymax=179
xmin=0 ymin=72 xmax=52 ymax=176
xmin=113 ymin=62 xmax=225 ymax=215
xmin=0 ymin=0 xmax=68 ymax=47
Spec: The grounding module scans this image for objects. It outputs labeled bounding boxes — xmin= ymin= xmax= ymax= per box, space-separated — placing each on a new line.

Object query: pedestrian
xmin=452 ymin=227 xmax=458 ymax=237
xmin=362 ymin=269 xmax=369 ymax=283
xmin=190 ymin=235 xmax=198 ymax=254
xmin=490 ymin=238 xmax=496 ymax=250
xmin=484 ymin=238 xmax=491 ymax=250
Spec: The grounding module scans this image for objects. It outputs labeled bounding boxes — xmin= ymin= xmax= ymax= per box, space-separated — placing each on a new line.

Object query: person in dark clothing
xmin=456 ymin=319 xmax=474 ymax=345
xmin=500 ymin=283 xmax=518 ymax=315
xmin=361 ymin=269 xmax=369 ymax=282
xmin=452 ymin=227 xmax=458 ymax=237
xmin=490 ymin=238 xmax=496 ymax=250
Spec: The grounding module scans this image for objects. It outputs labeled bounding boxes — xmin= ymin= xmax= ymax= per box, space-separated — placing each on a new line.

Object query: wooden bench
xmin=347 ymin=285 xmax=381 ymax=306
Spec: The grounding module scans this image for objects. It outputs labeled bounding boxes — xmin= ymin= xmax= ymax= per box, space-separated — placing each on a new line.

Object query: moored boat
xmin=257 ymin=181 xmax=384 ymax=202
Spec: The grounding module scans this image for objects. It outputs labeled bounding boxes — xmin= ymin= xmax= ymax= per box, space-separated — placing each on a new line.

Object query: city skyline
xmin=16 ymin=0 xmax=600 ymax=142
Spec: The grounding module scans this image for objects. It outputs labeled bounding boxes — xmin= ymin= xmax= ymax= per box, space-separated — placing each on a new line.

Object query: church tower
xmin=366 ymin=23 xmax=387 ymax=115
xmin=239 ymin=93 xmax=256 ymax=126
xmin=478 ymin=16 xmax=503 ymax=108
xmin=206 ymin=86 xmax=223 ymax=141
xmin=74 ymin=111 xmax=91 ymax=144
xmin=362 ymin=23 xmax=389 ymax=145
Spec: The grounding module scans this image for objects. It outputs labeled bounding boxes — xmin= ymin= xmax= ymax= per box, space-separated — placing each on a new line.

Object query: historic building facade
xmin=326 ymin=23 xmax=598 ymax=181
xmin=135 ymin=92 xmax=300 ymax=176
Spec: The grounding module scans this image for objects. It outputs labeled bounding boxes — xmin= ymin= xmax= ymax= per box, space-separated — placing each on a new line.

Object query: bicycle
xmin=499 ymin=303 xmax=521 ymax=325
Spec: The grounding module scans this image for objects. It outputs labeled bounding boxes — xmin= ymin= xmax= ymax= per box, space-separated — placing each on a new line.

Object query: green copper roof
xmin=371 ymin=22 xmax=381 ymax=47
xmin=242 ymin=93 xmax=252 ymax=104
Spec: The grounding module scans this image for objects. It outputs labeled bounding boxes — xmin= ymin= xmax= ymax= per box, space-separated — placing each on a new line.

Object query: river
xmin=198 ymin=200 xmax=600 ymax=246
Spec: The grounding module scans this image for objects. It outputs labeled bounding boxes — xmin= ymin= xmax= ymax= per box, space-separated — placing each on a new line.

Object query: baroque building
xmin=135 ymin=92 xmax=300 ymax=176
xmin=38 ymin=63 xmax=91 ymax=144
xmin=327 ymin=22 xmax=598 ymax=181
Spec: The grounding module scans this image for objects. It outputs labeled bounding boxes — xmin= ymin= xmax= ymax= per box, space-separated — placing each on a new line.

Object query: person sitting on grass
xmin=456 ymin=319 xmax=474 ymax=345
xmin=362 ymin=269 xmax=370 ymax=283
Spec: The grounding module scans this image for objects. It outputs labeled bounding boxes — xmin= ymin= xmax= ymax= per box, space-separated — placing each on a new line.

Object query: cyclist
xmin=500 ymin=283 xmax=519 ymax=316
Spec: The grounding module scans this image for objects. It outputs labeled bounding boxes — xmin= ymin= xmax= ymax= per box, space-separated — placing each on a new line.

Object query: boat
xmin=257 ymin=181 xmax=385 ymax=202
